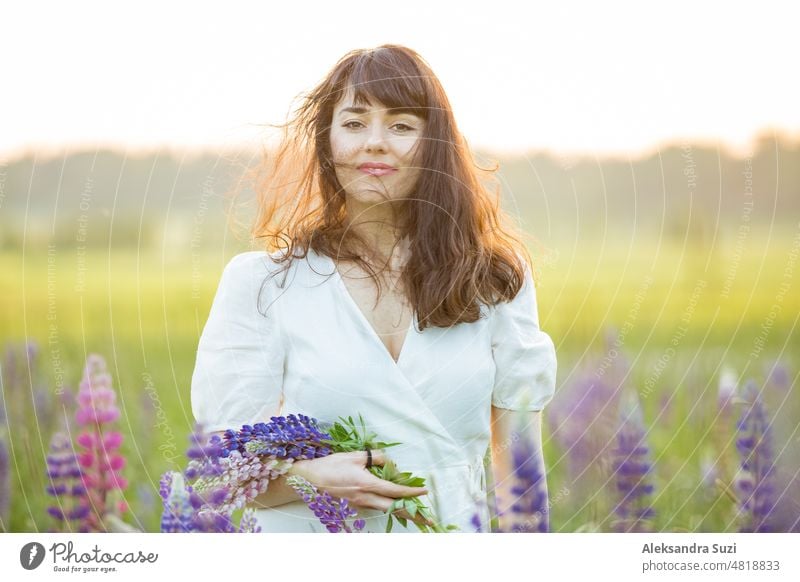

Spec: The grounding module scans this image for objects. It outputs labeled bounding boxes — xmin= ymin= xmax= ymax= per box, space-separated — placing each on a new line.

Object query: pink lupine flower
xmin=73 ymin=354 xmax=128 ymax=531
xmin=75 ymin=355 xmax=120 ymax=426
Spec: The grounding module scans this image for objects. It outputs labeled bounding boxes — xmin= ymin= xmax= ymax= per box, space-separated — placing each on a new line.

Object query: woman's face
xmin=329 ymin=88 xmax=426 ymax=205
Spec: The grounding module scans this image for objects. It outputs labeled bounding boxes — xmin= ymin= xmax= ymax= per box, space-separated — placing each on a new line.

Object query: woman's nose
xmin=364 ymin=126 xmax=388 ymax=153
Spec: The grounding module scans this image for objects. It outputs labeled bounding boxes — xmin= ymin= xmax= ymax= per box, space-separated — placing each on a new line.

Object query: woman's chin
xmin=346 ymin=188 xmax=405 ymax=204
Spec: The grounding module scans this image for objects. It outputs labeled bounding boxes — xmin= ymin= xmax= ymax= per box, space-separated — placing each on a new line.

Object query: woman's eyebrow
xmin=339 ymin=106 xmax=369 ymax=115
xmin=337 ymin=106 xmax=419 ymax=117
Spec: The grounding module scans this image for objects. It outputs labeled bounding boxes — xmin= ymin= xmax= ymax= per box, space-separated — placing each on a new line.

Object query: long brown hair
xmin=235 ymin=44 xmax=539 ymax=329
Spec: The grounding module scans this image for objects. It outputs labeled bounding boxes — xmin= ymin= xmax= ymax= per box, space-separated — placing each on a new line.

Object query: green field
xmin=1 ymin=231 xmax=798 ymax=532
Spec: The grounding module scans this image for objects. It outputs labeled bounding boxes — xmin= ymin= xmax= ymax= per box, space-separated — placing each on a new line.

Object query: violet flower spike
xmin=160 ymin=472 xmax=195 ymax=533
xmin=160 ymin=424 xmax=269 ymax=532
xmin=221 ymin=414 xmax=333 ymax=459
xmin=505 ymin=429 xmax=549 ymax=533
xmin=45 ymin=431 xmax=92 ymax=532
xmin=735 ymin=380 xmax=777 ymax=533
xmin=285 ymin=474 xmax=365 ymax=533
xmin=610 ymin=391 xmax=656 ymax=533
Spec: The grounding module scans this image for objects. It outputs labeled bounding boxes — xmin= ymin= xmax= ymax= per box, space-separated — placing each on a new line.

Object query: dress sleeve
xmin=191 ymin=252 xmax=286 ymax=433
xmin=490 ymin=257 xmax=557 ymax=411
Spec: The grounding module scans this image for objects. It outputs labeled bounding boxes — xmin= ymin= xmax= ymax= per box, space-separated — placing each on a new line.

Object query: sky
xmin=2 ymin=0 xmax=799 ymax=159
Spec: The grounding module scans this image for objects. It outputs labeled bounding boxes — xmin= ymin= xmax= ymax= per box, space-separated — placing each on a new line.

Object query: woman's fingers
xmin=355 ymin=492 xmax=434 ymax=527
xmin=361 ymin=447 xmax=385 ymax=467
xmin=353 ymin=491 xmax=391 ymax=511
xmin=354 ymin=449 xmax=429 ymax=498
xmin=364 ymin=472 xmax=428 ymax=498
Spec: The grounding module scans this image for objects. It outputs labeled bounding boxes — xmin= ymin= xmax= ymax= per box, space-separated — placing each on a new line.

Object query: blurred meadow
xmin=1 ymin=136 xmax=799 ymax=533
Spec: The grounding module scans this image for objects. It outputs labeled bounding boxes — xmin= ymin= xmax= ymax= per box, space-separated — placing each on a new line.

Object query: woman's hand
xmin=287 ymin=449 xmax=434 ymax=528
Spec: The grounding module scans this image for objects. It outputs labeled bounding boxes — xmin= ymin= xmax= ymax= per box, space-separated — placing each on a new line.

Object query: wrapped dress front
xmin=191 ymin=248 xmax=557 ymax=532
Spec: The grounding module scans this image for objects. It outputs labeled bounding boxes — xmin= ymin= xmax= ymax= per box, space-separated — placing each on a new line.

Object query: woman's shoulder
xmin=222 ymin=249 xmax=292 ymax=278
xmin=221 ymin=248 xmax=323 ymax=297
xmin=213 ymin=251 xmax=287 ymax=299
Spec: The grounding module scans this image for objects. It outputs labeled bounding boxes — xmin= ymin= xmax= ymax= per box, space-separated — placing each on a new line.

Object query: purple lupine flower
xmin=502 ymin=429 xmax=549 ymax=533
xmin=237 ymin=508 xmax=262 ymax=533
xmin=160 ymin=470 xmax=261 ymax=533
xmin=735 ymin=380 xmax=776 ymax=532
xmin=470 ymin=489 xmax=496 ymax=533
xmin=470 ymin=511 xmax=483 ymax=533
xmin=160 ymin=472 xmax=196 ymax=533
xmin=610 ymin=391 xmax=655 ymax=533
xmin=766 ymin=362 xmax=790 ymax=392
xmin=220 ymin=414 xmax=333 ymax=459
xmin=74 ymin=354 xmax=128 ymax=531
xmin=285 ymin=474 xmax=365 ymax=533
xmin=190 ymin=448 xmax=293 ymax=513
xmin=160 ymin=424 xmax=263 ymax=533
xmin=159 ymin=471 xmax=174 ymax=503
xmin=184 ymin=423 xmax=226 ymax=479
xmin=183 ymin=423 xmax=293 ymax=514
xmin=192 ymin=509 xmax=238 ymax=534
xmin=45 ymin=432 xmax=92 ymax=533
xmin=186 ymin=418 xmax=329 ymax=513
xmin=0 ymin=433 xmax=9 ymax=531
xmin=548 ymin=373 xmax=620 ymax=480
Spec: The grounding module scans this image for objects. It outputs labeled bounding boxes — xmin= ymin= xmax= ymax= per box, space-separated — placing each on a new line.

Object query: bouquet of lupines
xmin=160 ymin=424 xmax=262 ymax=533
xmin=185 ymin=413 xmax=457 ymax=533
xmin=160 ymin=471 xmax=261 ymax=533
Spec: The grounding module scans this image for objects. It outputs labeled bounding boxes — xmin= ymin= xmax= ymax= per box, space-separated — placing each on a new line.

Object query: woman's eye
xmin=342 ymin=120 xmax=416 ymax=132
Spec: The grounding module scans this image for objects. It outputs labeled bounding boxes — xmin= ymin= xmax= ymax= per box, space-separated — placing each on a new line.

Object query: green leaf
xmin=381 ymin=459 xmax=397 ymax=480
xmin=386 ymin=516 xmax=393 ymax=533
xmin=373 ymin=440 xmax=401 ymax=449
xmin=405 ymin=499 xmax=417 ymax=517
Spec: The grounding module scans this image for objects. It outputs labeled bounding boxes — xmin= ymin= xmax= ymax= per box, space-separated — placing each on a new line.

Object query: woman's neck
xmin=343 ymin=199 xmax=409 ymax=270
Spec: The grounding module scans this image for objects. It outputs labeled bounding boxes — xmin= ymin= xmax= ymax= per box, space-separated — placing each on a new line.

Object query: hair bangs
xmin=342 ymin=50 xmax=429 ymax=120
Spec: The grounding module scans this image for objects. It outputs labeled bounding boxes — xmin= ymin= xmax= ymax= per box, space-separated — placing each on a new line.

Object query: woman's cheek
xmin=330 ymin=134 xmax=360 ymax=159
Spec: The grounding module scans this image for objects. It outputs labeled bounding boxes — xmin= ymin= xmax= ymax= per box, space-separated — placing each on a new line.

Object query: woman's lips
xmin=359 ymin=166 xmax=398 ymax=177
xmin=357 ymin=162 xmax=398 ymax=177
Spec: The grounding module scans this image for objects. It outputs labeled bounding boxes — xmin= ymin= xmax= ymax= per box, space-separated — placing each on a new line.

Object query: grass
xmin=1 ymin=231 xmax=798 ymax=532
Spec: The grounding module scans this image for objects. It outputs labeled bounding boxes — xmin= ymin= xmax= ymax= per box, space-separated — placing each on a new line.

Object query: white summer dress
xmin=190 ymin=247 xmax=557 ymax=533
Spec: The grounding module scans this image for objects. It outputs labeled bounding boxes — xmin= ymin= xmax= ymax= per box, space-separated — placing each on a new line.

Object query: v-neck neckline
xmin=324 ymin=253 xmax=416 ymax=366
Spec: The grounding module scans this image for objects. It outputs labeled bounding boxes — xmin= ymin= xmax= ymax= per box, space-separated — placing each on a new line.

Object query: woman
xmin=191 ymin=44 xmax=557 ymax=533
